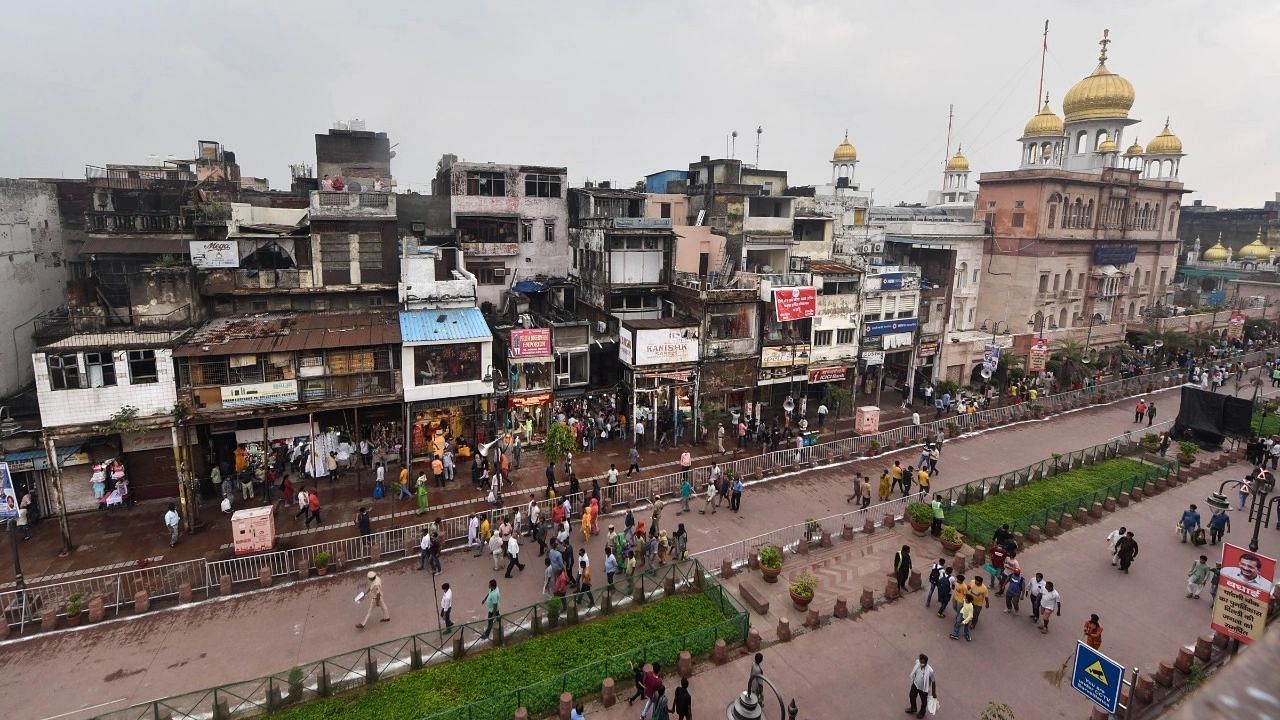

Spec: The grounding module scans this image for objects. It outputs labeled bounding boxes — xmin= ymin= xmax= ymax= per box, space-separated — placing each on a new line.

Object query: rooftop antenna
xmin=1037 ymin=20 xmax=1049 ymax=111
xmin=730 ymin=130 xmax=738 ymax=159
xmin=942 ymin=104 xmax=954 ymax=192
xmin=755 ymin=126 xmax=763 ymax=167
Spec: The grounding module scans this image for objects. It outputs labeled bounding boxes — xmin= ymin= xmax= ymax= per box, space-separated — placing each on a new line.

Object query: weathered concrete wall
xmin=0 ymin=179 xmax=69 ymax=396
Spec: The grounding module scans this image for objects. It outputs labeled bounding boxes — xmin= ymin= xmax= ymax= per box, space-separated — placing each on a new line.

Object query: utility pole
xmin=942 ymin=104 xmax=954 ymax=192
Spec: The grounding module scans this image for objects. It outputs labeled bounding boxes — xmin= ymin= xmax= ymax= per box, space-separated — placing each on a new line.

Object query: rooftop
xmin=809 ymin=260 xmax=861 ymax=276
xmin=399 ymin=308 xmax=492 ymax=344
xmin=173 ymin=311 xmax=400 ymax=357
xmin=40 ymin=329 xmax=191 ymax=352
xmin=623 ymin=318 xmax=699 ymax=331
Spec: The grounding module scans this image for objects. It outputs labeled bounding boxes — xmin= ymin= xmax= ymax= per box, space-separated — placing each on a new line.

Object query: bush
xmin=789 ymin=571 xmax=817 ymax=598
xmin=273 ymin=594 xmax=730 ymax=720
xmin=313 ymin=551 xmax=332 ymax=568
xmin=758 ymin=545 xmax=782 ymax=570
xmin=940 ymin=525 xmax=963 ymax=544
xmin=907 ymin=502 xmax=933 ymax=525
xmin=958 ymin=459 xmax=1147 ymax=536
xmin=1177 ymin=441 xmax=1200 ymax=458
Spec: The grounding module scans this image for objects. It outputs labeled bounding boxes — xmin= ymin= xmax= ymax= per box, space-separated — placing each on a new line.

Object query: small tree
xmin=98 ymin=405 xmax=145 ymax=435
xmin=823 ymin=384 xmax=852 ymax=418
xmin=540 ymin=422 xmax=575 ymax=467
xmin=699 ymin=403 xmax=726 ymax=445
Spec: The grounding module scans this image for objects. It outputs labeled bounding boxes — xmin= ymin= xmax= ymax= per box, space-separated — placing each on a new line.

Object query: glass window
xmin=544 ymin=222 xmax=556 ymax=243
xmin=85 ymin=351 xmax=116 ymax=388
xmin=524 ymin=174 xmax=562 ymax=198
xmin=554 ymin=351 xmax=589 ymax=386
xmin=47 ymin=353 xmax=81 ymax=390
xmin=466 ymin=171 xmax=507 ymax=197
xmin=510 ymin=362 xmax=551 ymax=392
xmin=128 ymin=349 xmax=158 ymax=384
xmin=836 ymin=328 xmax=855 ymax=344
xmin=813 ymin=330 xmax=833 ymax=345
xmin=413 ymin=344 xmax=481 ymax=386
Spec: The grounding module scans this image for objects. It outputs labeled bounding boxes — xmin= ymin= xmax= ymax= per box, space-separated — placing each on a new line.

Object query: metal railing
xmin=97 ymin=559 xmax=745 ymax=720
xmin=86 ymin=211 xmax=189 ymax=234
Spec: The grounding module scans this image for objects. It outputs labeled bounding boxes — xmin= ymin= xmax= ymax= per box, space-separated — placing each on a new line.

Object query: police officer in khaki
xmin=357 ymin=570 xmax=390 ymax=629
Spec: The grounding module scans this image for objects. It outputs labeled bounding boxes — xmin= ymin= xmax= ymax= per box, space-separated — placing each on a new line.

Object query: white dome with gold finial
xmin=1062 ymin=30 xmax=1136 ymax=122
xmin=833 ymin=132 xmax=857 ymax=162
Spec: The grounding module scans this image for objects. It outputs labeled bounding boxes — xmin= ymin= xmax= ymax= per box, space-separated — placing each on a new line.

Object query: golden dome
xmin=1238 ymin=228 xmax=1271 ymax=260
xmin=1023 ymin=99 xmax=1065 ymax=138
xmin=1062 ymin=31 xmax=1135 ymax=122
xmin=833 ymin=131 xmax=858 ymax=162
xmin=945 ymin=146 xmax=970 ymax=172
xmin=1125 ymin=139 xmax=1144 ymax=156
xmin=1145 ymin=121 xmax=1183 ymax=155
xmin=1202 ymin=240 xmax=1229 ymax=262
xmin=1097 ymin=139 xmax=1119 ymax=154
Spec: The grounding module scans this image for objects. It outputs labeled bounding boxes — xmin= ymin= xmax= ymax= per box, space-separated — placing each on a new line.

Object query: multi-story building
xmin=973 ymin=32 xmax=1186 ymax=359
xmin=568 ymin=185 xmax=675 ymax=325
xmin=686 ymin=157 xmax=795 ymax=276
xmin=435 ymin=157 xmax=570 ymax=310
xmin=805 ymin=260 xmax=862 ymax=401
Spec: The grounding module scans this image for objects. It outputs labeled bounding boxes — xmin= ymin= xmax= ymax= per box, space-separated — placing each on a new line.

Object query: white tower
xmin=831 ymin=131 xmax=858 ymax=188
xmin=1142 ymin=119 xmax=1185 ymax=180
xmin=1060 ymin=30 xmax=1138 ymax=173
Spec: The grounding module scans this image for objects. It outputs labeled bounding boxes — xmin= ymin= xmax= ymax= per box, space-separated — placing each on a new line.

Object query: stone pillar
xmin=1102 ymin=498 xmax=1116 ymax=512
xmin=747 ymin=552 xmax=760 ymax=571
xmin=908 ymin=569 xmax=922 ymax=591
xmin=1143 ymin=481 xmax=1157 ymax=497
xmin=949 ymin=556 xmax=965 ymax=575
xmin=1044 ymin=519 xmax=1059 ymax=537
xmin=1212 ymin=631 xmax=1231 ymax=649
xmin=1194 ymin=635 xmax=1213 ymax=662
xmin=296 ymin=557 xmax=310 ymax=581
xmin=970 ymin=546 xmax=986 ymax=568
xmin=678 ymin=651 xmax=693 ymax=678
xmin=558 ymin=692 xmax=572 ymax=720
xmin=805 ymin=608 xmax=820 ymax=629
xmin=721 ymin=558 xmax=735 ymax=578
xmin=777 ymin=617 xmax=792 ymax=641
xmin=257 ymin=567 xmax=270 ymax=589
xmin=1117 ymin=492 xmax=1131 ymax=507
xmin=797 ymin=537 xmax=810 ymax=555
xmin=179 ymin=582 xmax=193 ymax=604
xmin=820 ymin=531 xmax=833 ymax=548
xmin=40 ymin=609 xmax=57 ymax=631
xmin=884 ymin=578 xmax=901 ymax=600
xmin=713 ymin=639 xmax=728 ymax=664
xmin=844 ymin=523 xmax=856 ymax=540
xmin=601 ymin=678 xmax=616 ymax=707
xmin=746 ymin=629 xmax=762 ymax=652
xmin=860 ymin=588 xmax=874 ymax=611
xmin=87 ymin=596 xmax=105 ymax=623
xmin=834 ymin=597 xmax=849 ymax=618
xmin=882 ymin=513 xmax=895 ymax=529
xmin=1073 ymin=508 xmax=1089 ymax=524
xmin=1059 ymin=514 xmax=1074 ymax=531
xmin=1154 ymin=662 xmax=1174 ymax=688
xmin=1174 ymin=646 xmax=1194 ymax=673
xmin=1130 ymin=487 xmax=1143 ymax=502
xmin=1027 ymin=525 xmax=1042 ymax=543
xmin=134 ymin=590 xmax=150 ymax=613
xmin=1134 ymin=673 xmax=1155 ymax=704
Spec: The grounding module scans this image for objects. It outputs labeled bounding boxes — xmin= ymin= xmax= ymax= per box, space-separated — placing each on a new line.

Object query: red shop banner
xmin=508 ymin=392 xmax=553 ymax=409
xmin=510 ymin=328 xmax=552 ymax=358
xmin=774 ymin=287 xmax=817 ymax=322
xmin=808 ymin=366 xmax=847 ymax=384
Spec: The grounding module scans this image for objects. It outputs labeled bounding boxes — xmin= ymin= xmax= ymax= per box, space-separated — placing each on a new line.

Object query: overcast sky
xmin=4 ymin=1 xmax=1276 ymax=208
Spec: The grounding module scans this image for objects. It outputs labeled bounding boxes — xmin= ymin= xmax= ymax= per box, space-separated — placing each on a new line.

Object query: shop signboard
xmin=916 ymin=341 xmax=939 ymax=358
xmin=1211 ymin=543 xmax=1275 ymax=644
xmin=773 ymin=287 xmax=817 ymax=322
xmin=508 ymin=392 xmax=553 ymax=408
xmin=1029 ymin=338 xmax=1049 ymax=372
xmin=863 ymin=318 xmax=918 ymax=337
xmin=862 ymin=351 xmax=885 ymax=366
xmin=1092 ymin=246 xmax=1138 ymax=266
xmin=510 ymin=328 xmax=553 ymax=359
xmin=760 ymin=344 xmax=811 ymax=368
xmin=807 ymin=366 xmax=846 ymax=384
xmin=625 ymin=326 xmax=700 ymax=366
xmin=221 ymin=380 xmax=299 ymax=409
xmin=190 ymin=240 xmax=240 ymax=268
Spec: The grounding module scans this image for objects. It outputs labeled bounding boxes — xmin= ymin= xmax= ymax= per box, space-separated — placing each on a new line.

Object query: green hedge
xmin=270 ymin=594 xmax=731 ymax=720
xmin=950 ymin=458 xmax=1149 ymax=542
xmin=1252 ymin=412 xmax=1280 ymax=437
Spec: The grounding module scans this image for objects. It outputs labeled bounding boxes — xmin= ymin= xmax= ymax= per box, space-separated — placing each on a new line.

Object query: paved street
xmin=6 ymin=378 xmax=1275 ymax=720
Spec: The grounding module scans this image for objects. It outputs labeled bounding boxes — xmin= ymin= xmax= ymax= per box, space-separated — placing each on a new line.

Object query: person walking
xmin=1187 ymin=554 xmax=1211 ymax=599
xmin=627 ymin=660 xmax=647 ymax=707
xmin=924 ymin=558 xmax=947 ymax=609
xmin=1082 ymin=614 xmax=1103 ymax=650
xmin=1208 ymin=511 xmax=1230 ymax=545
xmin=1026 ymin=572 xmax=1045 ymax=620
xmin=628 ymin=445 xmax=641 ymax=477
xmin=930 ymin=494 xmax=945 ymax=537
xmin=306 ymin=487 xmax=322 ymax=527
xmin=1179 ymin=504 xmax=1202 ymax=544
xmin=650 ymin=494 xmax=664 ymax=536
xmin=355 ymin=506 xmax=372 ymax=545
xmin=950 ymin=593 xmax=975 ymax=641
xmin=1105 ymin=526 xmax=1127 ymax=566
xmin=860 ymin=475 xmax=872 ymax=508
xmin=717 ymin=423 xmax=727 ymax=454
xmin=906 ymin=654 xmax=937 ymax=719
xmin=894 ymin=545 xmax=912 ymax=592
xmin=439 ymin=582 xmax=454 ymax=630
xmin=1134 ymin=399 xmax=1147 ymax=423
xmin=163 ymin=503 xmax=180 ymax=548
xmin=294 ymin=486 xmax=309 ymax=520
xmin=1004 ymin=568 xmax=1025 ymax=615
xmin=1037 ymin=580 xmax=1062 ymax=634
xmin=649 ymin=684 xmax=670 ymax=720
xmin=416 ymin=529 xmax=433 ymax=571
xmin=672 ymin=677 xmax=692 ymax=720
xmin=731 ymin=477 xmax=744 ymax=513
xmin=356 ymin=570 xmax=390 ymax=628
xmin=1146 ymin=402 xmax=1157 ymax=426
xmin=504 ymin=534 xmax=526 ymax=578
xmin=639 ymin=662 xmax=663 ymax=720
xmin=478 ymin=579 xmax=501 ymax=640
xmin=678 ymin=476 xmax=692 ymax=515
xmin=1116 ymin=532 xmax=1139 ymax=573
xmin=700 ymin=478 xmax=716 ymax=515
xmin=878 ymin=469 xmax=892 ymax=502
xmin=747 ymin=653 xmax=764 ymax=700
xmin=968 ymin=576 xmax=990 ymax=629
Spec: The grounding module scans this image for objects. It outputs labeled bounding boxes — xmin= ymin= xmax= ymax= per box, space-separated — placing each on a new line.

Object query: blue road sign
xmin=1071 ymin=641 xmax=1125 ymax=714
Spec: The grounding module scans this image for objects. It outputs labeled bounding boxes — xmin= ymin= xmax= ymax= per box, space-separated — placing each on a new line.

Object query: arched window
xmin=1128 ymin=302 xmax=1136 ymax=319
xmin=1096 ymin=130 xmax=1109 ymax=149
xmin=1064 ymin=269 xmax=1073 ymax=289
xmin=1071 ymin=198 xmax=1084 ymax=228
xmin=1168 ymin=208 xmax=1177 ymax=231
xmin=1047 ymin=193 xmax=1062 ymax=229
xmin=1085 ymin=200 xmax=1095 ymax=228
xmin=1076 ymin=131 xmax=1089 ymax=154
xmin=1078 ymin=272 xmax=1086 ymax=290
xmin=1058 ymin=308 xmax=1068 ymax=328
xmin=957 ymin=262 xmax=968 ymax=289
xmin=1152 ymin=203 xmax=1160 ymax=231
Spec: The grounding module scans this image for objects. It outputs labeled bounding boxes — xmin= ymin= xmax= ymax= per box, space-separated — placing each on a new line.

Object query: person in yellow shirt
xmin=951 ymin=593 xmax=975 ymax=641
xmin=968 ymin=576 xmax=990 ymax=629
xmin=1029 ymin=387 xmax=1038 ymax=402
xmin=891 ymin=461 xmax=905 ymax=496
xmin=916 ymin=467 xmax=930 ymax=499
xmin=940 ymin=573 xmax=968 ymax=619
xmin=480 ymin=516 xmax=492 ymax=543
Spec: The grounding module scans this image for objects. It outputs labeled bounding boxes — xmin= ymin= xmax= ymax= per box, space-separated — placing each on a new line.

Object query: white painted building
xmin=33 ymin=331 xmax=185 ymax=429
xmin=437 ymin=158 xmax=571 ymax=311
xmin=0 ymin=179 xmax=70 ymax=397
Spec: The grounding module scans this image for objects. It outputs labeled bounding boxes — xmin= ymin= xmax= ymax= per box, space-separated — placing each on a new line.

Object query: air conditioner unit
xmin=493 ymin=267 xmax=508 ymax=277
xmin=873 ymin=243 xmax=884 ymax=252
xmin=556 ymin=374 xmax=571 ymax=385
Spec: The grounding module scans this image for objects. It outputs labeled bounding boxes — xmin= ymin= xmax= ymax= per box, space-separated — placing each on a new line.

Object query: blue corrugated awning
xmin=512 ymin=280 xmax=545 ymax=293
xmin=399 ymin=308 xmax=492 ymax=344
xmin=4 ymin=445 xmax=83 ymax=472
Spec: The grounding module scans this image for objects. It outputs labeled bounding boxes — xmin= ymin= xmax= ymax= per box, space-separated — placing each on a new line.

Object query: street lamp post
xmin=1207 ymin=473 xmax=1280 ymax=553
xmin=727 ymin=674 xmax=798 ymax=720
xmin=1083 ymin=312 xmax=1105 ymax=360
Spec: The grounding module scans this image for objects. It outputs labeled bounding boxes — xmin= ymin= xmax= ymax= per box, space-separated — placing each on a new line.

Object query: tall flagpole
xmin=1036 ymin=20 xmax=1049 ymax=110
xmin=942 ymin=104 xmax=954 ymax=192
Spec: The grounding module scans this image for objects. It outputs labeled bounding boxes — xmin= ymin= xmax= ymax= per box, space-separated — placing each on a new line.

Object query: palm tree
xmin=1048 ymin=338 xmax=1090 ymax=389
xmin=1134 ymin=328 xmax=1190 ymax=366
xmin=1188 ymin=329 xmax=1218 ymax=354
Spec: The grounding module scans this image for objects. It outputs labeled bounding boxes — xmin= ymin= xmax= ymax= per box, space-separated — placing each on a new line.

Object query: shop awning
xmin=512 ymin=280 xmax=545 ymax=293
xmin=3 ymin=444 xmax=84 ymax=472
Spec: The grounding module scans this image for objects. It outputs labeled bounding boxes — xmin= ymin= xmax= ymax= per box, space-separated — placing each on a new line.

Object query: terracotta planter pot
xmin=789 ymin=589 xmax=814 ymax=612
xmin=939 ymin=538 xmax=962 ymax=556
xmin=65 ymin=612 xmax=82 ymax=627
xmin=316 ymin=567 xmax=327 ymax=576
xmin=907 ymin=517 xmax=930 ymax=537
xmin=761 ymin=565 xmax=782 ymax=583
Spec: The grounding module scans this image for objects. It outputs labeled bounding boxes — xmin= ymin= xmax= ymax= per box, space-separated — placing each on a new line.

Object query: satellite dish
xmin=980 ymin=368 xmax=993 ymax=380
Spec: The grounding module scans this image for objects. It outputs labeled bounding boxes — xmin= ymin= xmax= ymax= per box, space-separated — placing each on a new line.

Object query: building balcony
xmin=671 ymin=270 xmax=761 ymax=301
xmin=86 ymin=211 xmax=189 ymax=234
xmin=200 ymin=268 xmax=317 ymax=294
xmin=743 ymin=216 xmax=795 ymax=234
xmin=309 ymin=191 xmax=395 ymax=218
xmin=85 ymin=164 xmax=195 ymax=189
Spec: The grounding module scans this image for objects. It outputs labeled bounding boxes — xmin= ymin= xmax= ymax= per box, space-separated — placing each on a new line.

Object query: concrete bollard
xmin=1194 ymin=635 xmax=1213 ymax=662
xmin=908 ymin=569 xmax=922 ymax=591
xmin=844 ymin=523 xmax=856 ymax=540
xmin=860 ymin=588 xmax=874 ymax=611
xmin=834 ymin=597 xmax=848 ymax=618
xmin=1144 ymin=481 xmax=1157 ymax=497
xmin=949 ymin=556 xmax=965 ymax=575
xmin=1134 ymin=673 xmax=1155 ymax=705
xmin=558 ymin=692 xmax=573 ymax=720
xmin=1044 ymin=519 xmax=1059 ymax=537
xmin=369 ymin=544 xmax=382 ymax=563
xmin=1130 ymin=487 xmax=1143 ymax=502
xmin=713 ymin=639 xmax=729 ymax=664
xmin=335 ymin=550 xmax=346 ymax=571
xmin=678 ymin=651 xmax=693 ymax=678
xmin=1155 ymin=662 xmax=1174 ymax=688
xmin=1012 ymin=532 xmax=1026 ymax=550
xmin=882 ymin=513 xmax=896 ymax=529
xmin=1102 ymin=498 xmax=1116 ymax=512
xmin=884 ymin=578 xmax=901 ymax=600
xmin=748 ymin=552 xmax=760 ymax=571
xmin=601 ymin=678 xmax=616 ymax=707
xmin=797 ymin=537 xmax=809 ymax=555
xmin=257 ymin=567 xmax=270 ymax=589
xmin=1027 ymin=525 xmax=1042 ymax=543
xmin=179 ymin=582 xmax=193 ymax=604
xmin=777 ymin=617 xmax=792 ymax=642
xmin=40 ymin=609 xmax=57 ymax=631
xmin=1174 ymin=646 xmax=1194 ymax=674
xmin=87 ymin=596 xmax=105 ymax=623
xmin=721 ymin=558 xmax=735 ymax=578
xmin=971 ymin=546 xmax=986 ymax=568
xmin=746 ymin=629 xmax=762 ymax=652
xmin=1117 ymin=492 xmax=1131 ymax=507
xmin=1059 ymin=514 xmax=1074 ymax=531
xmin=1074 ymin=507 xmax=1089 ymax=524
xmin=1212 ymin=631 xmax=1230 ymax=649
xmin=820 ymin=531 xmax=833 ymax=548
xmin=134 ymin=590 xmax=150 ymax=614
xmin=805 ymin=608 xmax=820 ymax=629
xmin=296 ymin=557 xmax=310 ymax=581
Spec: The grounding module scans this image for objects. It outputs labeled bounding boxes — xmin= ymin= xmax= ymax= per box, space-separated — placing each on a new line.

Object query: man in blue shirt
xmin=1208 ymin=511 xmax=1230 ymax=545
xmin=1179 ymin=504 xmax=1201 ymax=544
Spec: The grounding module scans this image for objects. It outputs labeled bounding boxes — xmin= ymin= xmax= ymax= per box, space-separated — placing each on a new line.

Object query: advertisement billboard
xmin=190 ymin=240 xmax=240 ymax=268
xmin=0 ymin=462 xmax=16 ymax=521
xmin=1092 ymin=246 xmax=1138 ymax=265
xmin=509 ymin=328 xmax=553 ymax=359
xmin=773 ymin=287 xmax=817 ymax=322
xmin=623 ymin=326 xmax=700 ymax=366
xmin=982 ymin=344 xmax=1001 ymax=374
xmin=221 ymin=380 xmax=299 ymax=409
xmin=1211 ymin=543 xmax=1275 ymax=644
xmin=808 ymin=366 xmax=846 ymax=384
xmin=1029 ymin=338 xmax=1049 ymax=372
xmin=760 ymin=344 xmax=811 ymax=368
xmin=863 ymin=318 xmax=918 ymax=337
xmin=1227 ymin=311 xmax=1246 ymax=341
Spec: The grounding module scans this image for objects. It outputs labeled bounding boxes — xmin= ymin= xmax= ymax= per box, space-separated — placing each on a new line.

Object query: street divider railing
xmin=95 ymin=558 xmax=747 ymax=720
xmin=4 ymin=348 xmax=1273 ymax=634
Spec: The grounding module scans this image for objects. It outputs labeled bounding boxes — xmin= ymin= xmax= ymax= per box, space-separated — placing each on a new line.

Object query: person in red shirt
xmin=306 ymin=487 xmax=322 ymax=527
xmin=640 ymin=663 xmax=664 ymax=720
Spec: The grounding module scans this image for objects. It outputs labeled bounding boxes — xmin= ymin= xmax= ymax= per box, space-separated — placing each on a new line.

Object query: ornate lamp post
xmin=1206 ymin=471 xmax=1280 ymax=552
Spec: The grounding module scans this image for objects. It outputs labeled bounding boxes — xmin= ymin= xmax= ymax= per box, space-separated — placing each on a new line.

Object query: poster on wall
xmin=1029 ymin=338 xmax=1049 ymax=372
xmin=190 ymin=240 xmax=240 ymax=268
xmin=982 ymin=344 xmax=1001 ymax=374
xmin=773 ymin=287 xmax=817 ymax=322
xmin=624 ymin=327 xmax=700 ymax=366
xmin=0 ymin=463 xmax=16 ymax=520
xmin=510 ymin=328 xmax=553 ymax=359
xmin=1227 ymin=311 xmax=1246 ymax=341
xmin=1210 ymin=543 xmax=1275 ymax=644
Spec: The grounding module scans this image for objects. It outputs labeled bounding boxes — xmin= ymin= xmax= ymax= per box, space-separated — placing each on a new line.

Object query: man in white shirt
xmin=906 ymin=654 xmax=937 ymax=718
xmin=1037 ymin=580 xmax=1062 ymax=634
xmin=468 ymin=514 xmax=481 ymax=556
xmin=816 ymin=403 xmax=829 ymax=430
xmin=164 ymin=504 xmax=180 ymax=547
xmin=1026 ymin=572 xmax=1046 ymax=621
xmin=439 ymin=582 xmax=453 ymax=629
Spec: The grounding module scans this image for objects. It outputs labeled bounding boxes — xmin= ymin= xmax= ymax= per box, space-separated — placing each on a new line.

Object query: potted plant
xmin=788 ymin=570 xmax=817 ymax=611
xmin=939 ymin=525 xmax=964 ymax=555
xmin=758 ymin=545 xmax=783 ymax=583
xmin=945 ymin=421 xmax=960 ymax=438
xmin=546 ymin=596 xmax=563 ymax=627
xmin=1176 ymin=441 xmax=1200 ymax=466
xmin=1139 ymin=433 xmax=1161 ymax=453
xmin=867 ymin=439 xmax=881 ymax=456
xmin=906 ymin=502 xmax=932 ymax=536
xmin=313 ymin=551 xmax=332 ymax=576
xmin=65 ymin=593 xmax=84 ymax=627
